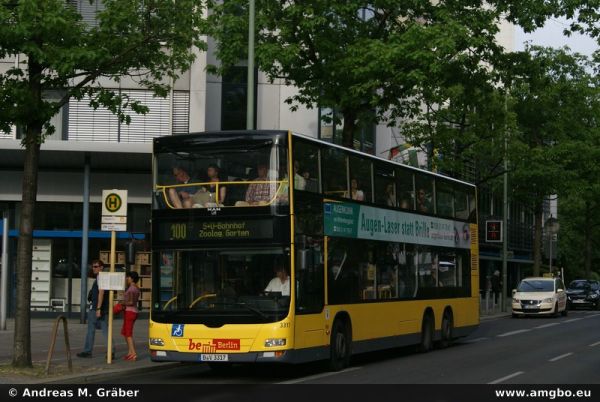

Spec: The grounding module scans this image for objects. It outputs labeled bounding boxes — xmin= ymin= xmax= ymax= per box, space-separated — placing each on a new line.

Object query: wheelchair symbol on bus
xmin=171 ymin=324 xmax=185 ymax=337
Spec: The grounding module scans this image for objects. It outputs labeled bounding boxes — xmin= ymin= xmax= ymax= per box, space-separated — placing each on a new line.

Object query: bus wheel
xmin=439 ymin=311 xmax=454 ymax=348
xmin=329 ymin=319 xmax=351 ymax=371
xmin=418 ymin=313 xmax=434 ymax=353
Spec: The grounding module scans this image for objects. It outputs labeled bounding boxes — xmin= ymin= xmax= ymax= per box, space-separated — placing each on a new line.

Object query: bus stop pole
xmin=501 ymin=132 xmax=508 ymax=312
xmin=107 ymin=230 xmax=116 ymax=364
xmin=246 ymin=0 xmax=255 ymax=130
xmin=1 ymin=213 xmax=9 ymax=330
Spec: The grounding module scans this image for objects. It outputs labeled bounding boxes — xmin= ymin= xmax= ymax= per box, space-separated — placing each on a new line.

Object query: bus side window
xmin=322 ymin=148 xmax=347 ymax=198
xmin=293 ymin=140 xmax=320 ymax=193
xmin=396 ymin=168 xmax=414 ymax=210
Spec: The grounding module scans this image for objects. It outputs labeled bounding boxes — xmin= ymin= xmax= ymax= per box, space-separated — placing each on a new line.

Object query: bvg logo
xmin=105 ymin=193 xmax=122 ymax=213
xmin=188 ymin=338 xmax=240 ymax=351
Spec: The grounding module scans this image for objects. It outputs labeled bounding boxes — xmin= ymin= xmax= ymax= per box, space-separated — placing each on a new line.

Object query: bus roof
xmin=154 ymin=130 xmax=475 ymax=188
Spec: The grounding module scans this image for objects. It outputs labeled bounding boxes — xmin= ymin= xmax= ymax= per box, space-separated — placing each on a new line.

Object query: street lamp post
xmin=546 ymin=215 xmax=559 ymax=274
xmin=246 ymin=0 xmax=255 ymax=130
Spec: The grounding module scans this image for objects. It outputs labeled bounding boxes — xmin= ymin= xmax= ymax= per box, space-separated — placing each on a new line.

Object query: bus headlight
xmin=264 ymin=338 xmax=286 ymax=347
xmin=150 ymin=338 xmax=165 ymax=346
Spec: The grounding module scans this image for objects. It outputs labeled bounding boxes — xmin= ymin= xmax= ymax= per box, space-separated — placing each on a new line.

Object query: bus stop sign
xmin=102 ymin=189 xmax=128 ymax=231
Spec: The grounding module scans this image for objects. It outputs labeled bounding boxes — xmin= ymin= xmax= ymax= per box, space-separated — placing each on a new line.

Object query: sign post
xmin=101 ymin=190 xmax=127 ymax=364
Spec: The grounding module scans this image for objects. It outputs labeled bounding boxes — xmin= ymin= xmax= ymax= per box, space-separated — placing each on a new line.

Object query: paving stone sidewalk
xmin=0 ymin=316 xmax=177 ymax=384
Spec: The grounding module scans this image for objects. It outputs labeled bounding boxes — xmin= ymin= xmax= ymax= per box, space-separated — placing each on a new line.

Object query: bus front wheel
xmin=329 ymin=319 xmax=351 ymax=371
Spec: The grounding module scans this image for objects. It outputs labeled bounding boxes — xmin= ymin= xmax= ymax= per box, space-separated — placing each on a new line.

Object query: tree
xmin=207 ymin=0 xmax=561 ymax=149
xmin=0 ymin=0 xmax=207 ymax=368
xmin=506 ymin=46 xmax=598 ymax=276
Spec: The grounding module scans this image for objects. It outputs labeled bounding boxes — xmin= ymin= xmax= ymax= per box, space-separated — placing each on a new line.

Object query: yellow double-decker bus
xmin=149 ymin=130 xmax=479 ymax=370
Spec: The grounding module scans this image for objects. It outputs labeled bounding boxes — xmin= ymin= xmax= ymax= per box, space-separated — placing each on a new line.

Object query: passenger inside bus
xmin=350 ymin=178 xmax=365 ymax=201
xmin=264 ymin=265 xmax=290 ymax=296
xmin=168 ymin=166 xmax=199 ymax=209
xmin=236 ymin=162 xmax=277 ymax=206
xmin=416 ymin=188 xmax=432 ymax=213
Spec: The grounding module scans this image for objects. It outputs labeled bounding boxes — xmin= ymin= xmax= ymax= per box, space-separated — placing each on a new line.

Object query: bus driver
xmin=264 ymin=266 xmax=290 ymax=296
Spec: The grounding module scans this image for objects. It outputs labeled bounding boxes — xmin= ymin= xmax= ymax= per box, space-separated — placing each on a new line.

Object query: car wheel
xmin=561 ymin=305 xmax=568 ymax=316
xmin=596 ymin=300 xmax=600 ymax=311
xmin=553 ymin=302 xmax=560 ymax=317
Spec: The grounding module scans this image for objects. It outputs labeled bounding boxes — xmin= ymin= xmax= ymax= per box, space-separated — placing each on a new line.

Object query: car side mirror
xmin=557 ymin=288 xmax=563 ymax=293
xmin=512 ymin=289 xmax=516 ymax=296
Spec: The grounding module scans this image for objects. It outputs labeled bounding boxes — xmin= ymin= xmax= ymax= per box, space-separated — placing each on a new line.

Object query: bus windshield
xmin=154 ymin=134 xmax=288 ymax=209
xmin=156 ymin=248 xmax=291 ymax=325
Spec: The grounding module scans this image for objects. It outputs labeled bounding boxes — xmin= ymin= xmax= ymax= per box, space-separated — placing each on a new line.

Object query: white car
xmin=512 ymin=277 xmax=568 ymax=317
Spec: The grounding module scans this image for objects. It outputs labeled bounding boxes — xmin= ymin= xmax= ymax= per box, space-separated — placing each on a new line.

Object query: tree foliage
xmin=0 ymin=0 xmax=207 ymax=368
xmin=207 ymin=0 xmax=562 ymax=148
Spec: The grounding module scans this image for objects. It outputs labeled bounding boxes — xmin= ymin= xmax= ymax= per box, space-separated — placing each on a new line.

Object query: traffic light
xmin=485 ymin=220 xmax=502 ymax=243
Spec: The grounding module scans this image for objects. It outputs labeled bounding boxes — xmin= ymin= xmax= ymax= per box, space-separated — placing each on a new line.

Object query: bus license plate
xmin=200 ymin=354 xmax=228 ymax=362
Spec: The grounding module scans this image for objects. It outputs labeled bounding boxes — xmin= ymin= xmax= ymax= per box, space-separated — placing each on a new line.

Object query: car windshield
xmin=568 ymin=281 xmax=590 ymax=290
xmin=517 ymin=280 xmax=554 ymax=292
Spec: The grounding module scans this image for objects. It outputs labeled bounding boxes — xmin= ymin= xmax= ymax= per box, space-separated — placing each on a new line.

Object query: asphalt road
xmin=100 ymin=310 xmax=600 ymax=384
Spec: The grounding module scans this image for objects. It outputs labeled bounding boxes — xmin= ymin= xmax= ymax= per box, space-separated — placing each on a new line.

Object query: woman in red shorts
xmin=122 ymin=271 xmax=140 ymax=361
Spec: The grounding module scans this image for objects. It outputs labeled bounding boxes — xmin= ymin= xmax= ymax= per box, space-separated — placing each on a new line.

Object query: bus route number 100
xmin=170 ymin=223 xmax=187 ymax=240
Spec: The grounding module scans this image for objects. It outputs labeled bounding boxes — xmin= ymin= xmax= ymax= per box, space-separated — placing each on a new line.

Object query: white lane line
xmin=535 ymin=323 xmax=561 ymax=329
xmin=278 ymin=367 xmax=362 ymax=384
xmin=564 ymin=318 xmax=583 ymax=323
xmin=497 ymin=329 xmax=531 ymax=338
xmin=548 ymin=353 xmax=573 ymax=362
xmin=488 ymin=371 xmax=525 ymax=384
xmin=589 ymin=341 xmax=600 ymax=347
xmin=463 ymin=337 xmax=488 ymax=344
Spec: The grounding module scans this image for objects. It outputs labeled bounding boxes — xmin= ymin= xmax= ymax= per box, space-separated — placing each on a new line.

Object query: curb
xmin=480 ymin=313 xmax=511 ymax=321
xmin=34 ymin=361 xmax=182 ymax=384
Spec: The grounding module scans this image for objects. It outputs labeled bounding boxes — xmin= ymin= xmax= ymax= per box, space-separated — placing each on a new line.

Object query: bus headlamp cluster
xmin=264 ymin=338 xmax=286 ymax=347
xmin=150 ymin=338 xmax=165 ymax=346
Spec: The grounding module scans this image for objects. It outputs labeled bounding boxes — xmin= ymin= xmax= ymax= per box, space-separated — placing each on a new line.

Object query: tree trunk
xmin=532 ymin=200 xmax=543 ymax=277
xmin=584 ymin=201 xmax=592 ymax=279
xmin=13 ymin=58 xmax=43 ymax=368
xmin=341 ymin=111 xmax=357 ymax=149
xmin=13 ymin=134 xmax=41 ymax=368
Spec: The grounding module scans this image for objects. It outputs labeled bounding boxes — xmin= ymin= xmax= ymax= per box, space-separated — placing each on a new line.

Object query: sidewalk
xmin=0 ymin=316 xmax=177 ymax=384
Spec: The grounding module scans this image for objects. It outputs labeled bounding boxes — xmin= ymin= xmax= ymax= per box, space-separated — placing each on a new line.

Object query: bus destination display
xmin=157 ymin=219 xmax=274 ymax=242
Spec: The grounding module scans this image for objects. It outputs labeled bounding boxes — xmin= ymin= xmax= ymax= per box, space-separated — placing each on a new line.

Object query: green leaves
xmin=0 ymin=0 xmax=209 ymax=141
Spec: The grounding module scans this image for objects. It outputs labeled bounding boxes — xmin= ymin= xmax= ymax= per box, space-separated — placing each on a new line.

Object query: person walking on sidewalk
xmin=122 ymin=271 xmax=141 ymax=361
xmin=77 ymin=260 xmax=114 ymax=358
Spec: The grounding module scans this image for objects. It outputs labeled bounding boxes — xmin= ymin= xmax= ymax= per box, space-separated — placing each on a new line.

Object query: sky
xmin=515 ymin=17 xmax=598 ymax=56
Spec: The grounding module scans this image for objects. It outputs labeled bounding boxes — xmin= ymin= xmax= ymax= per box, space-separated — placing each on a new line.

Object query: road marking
xmin=589 ymin=341 xmax=600 ymax=347
xmin=463 ymin=337 xmax=488 ymax=344
xmin=534 ymin=323 xmax=561 ymax=329
xmin=497 ymin=329 xmax=531 ymax=338
xmin=564 ymin=318 xmax=583 ymax=323
xmin=548 ymin=353 xmax=573 ymax=362
xmin=278 ymin=367 xmax=362 ymax=384
xmin=488 ymin=371 xmax=525 ymax=384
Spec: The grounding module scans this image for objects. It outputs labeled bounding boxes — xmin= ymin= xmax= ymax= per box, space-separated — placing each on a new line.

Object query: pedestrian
xmin=122 ymin=271 xmax=141 ymax=361
xmin=77 ymin=260 xmax=114 ymax=358
xmin=491 ymin=270 xmax=502 ymax=305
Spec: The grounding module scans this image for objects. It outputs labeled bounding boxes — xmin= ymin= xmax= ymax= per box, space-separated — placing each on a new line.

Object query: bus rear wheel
xmin=439 ymin=311 xmax=454 ymax=348
xmin=419 ymin=313 xmax=434 ymax=353
xmin=329 ymin=319 xmax=351 ymax=371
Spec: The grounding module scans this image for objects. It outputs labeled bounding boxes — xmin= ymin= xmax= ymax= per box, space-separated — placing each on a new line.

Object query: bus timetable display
xmin=156 ymin=219 xmax=274 ymax=242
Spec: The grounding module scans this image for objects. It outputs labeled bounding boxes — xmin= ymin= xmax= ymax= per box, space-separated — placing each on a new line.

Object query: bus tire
xmin=329 ymin=319 xmax=351 ymax=371
xmin=439 ymin=310 xmax=454 ymax=348
xmin=418 ymin=313 xmax=434 ymax=353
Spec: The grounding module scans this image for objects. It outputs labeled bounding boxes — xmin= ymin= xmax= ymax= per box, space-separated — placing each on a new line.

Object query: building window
xmin=221 ymin=66 xmax=257 ymax=130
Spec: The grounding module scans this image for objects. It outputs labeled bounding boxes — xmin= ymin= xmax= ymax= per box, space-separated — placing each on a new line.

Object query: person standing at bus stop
xmin=122 ymin=271 xmax=141 ymax=361
xmin=77 ymin=260 xmax=114 ymax=359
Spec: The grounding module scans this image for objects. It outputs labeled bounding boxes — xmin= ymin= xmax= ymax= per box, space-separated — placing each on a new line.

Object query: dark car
xmin=566 ymin=280 xmax=600 ymax=310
